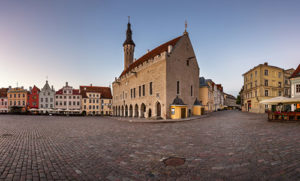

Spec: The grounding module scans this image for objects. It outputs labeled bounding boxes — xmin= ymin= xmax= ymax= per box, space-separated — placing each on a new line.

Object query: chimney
xmin=8 ymin=86 xmax=11 ymax=89
xmin=264 ymin=62 xmax=268 ymax=66
xmin=66 ymin=82 xmax=68 ymax=86
xmin=90 ymin=84 xmax=93 ymax=86
xmin=51 ymin=85 xmax=54 ymax=91
xmin=168 ymin=45 xmax=173 ymax=53
xmin=21 ymin=86 xmax=24 ymax=89
xmin=147 ymin=49 xmax=150 ymax=53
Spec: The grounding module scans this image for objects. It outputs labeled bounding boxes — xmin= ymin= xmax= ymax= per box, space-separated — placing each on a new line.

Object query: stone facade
xmin=55 ymin=82 xmax=81 ymax=111
xmin=284 ymin=68 xmax=295 ymax=97
xmin=39 ymin=81 xmax=55 ymax=110
xmin=112 ymin=23 xmax=199 ymax=119
xmin=0 ymin=88 xmax=8 ymax=113
xmin=242 ymin=62 xmax=293 ymax=113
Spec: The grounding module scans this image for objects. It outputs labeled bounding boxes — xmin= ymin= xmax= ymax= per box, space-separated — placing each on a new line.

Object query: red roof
xmin=120 ymin=35 xmax=183 ymax=77
xmin=56 ymin=89 xmax=81 ymax=95
xmin=290 ymin=64 xmax=300 ymax=78
xmin=0 ymin=88 xmax=8 ymax=97
xmin=80 ymin=86 xmax=112 ymax=99
xmin=216 ymin=84 xmax=223 ymax=92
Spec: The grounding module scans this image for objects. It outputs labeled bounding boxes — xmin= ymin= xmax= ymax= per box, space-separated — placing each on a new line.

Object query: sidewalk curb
xmin=110 ymin=114 xmax=210 ymax=123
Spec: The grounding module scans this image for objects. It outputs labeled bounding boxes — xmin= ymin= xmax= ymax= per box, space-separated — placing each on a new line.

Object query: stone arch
xmin=156 ymin=102 xmax=161 ymax=117
xmin=140 ymin=103 xmax=146 ymax=118
xmin=125 ymin=105 xmax=128 ymax=117
xmin=148 ymin=108 xmax=152 ymax=118
xmin=118 ymin=106 xmax=121 ymax=116
xmin=129 ymin=104 xmax=133 ymax=117
xmin=134 ymin=104 xmax=139 ymax=117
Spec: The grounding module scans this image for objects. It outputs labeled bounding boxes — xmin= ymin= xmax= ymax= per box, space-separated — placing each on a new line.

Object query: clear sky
xmin=0 ymin=0 xmax=299 ymax=96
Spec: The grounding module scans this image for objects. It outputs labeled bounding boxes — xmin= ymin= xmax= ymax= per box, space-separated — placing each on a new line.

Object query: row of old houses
xmin=0 ymin=81 xmax=112 ymax=115
xmin=199 ymin=77 xmax=239 ymax=112
xmin=1 ymin=21 xmax=237 ymax=120
xmin=241 ymin=62 xmax=300 ymax=113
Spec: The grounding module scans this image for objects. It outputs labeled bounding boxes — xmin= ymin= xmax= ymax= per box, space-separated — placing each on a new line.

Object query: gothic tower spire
xmin=123 ymin=17 xmax=135 ymax=70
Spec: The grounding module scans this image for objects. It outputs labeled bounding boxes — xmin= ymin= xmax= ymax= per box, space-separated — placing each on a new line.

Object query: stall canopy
xmin=260 ymin=96 xmax=300 ymax=105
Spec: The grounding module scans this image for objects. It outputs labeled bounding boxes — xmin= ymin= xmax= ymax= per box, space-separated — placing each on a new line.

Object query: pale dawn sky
xmin=0 ymin=0 xmax=299 ymax=96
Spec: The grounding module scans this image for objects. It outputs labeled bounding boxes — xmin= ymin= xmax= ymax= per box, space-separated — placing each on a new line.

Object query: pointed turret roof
xmin=123 ymin=22 xmax=135 ymax=46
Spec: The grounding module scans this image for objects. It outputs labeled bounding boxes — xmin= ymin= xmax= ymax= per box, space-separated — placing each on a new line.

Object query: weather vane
xmin=185 ymin=20 xmax=188 ymax=33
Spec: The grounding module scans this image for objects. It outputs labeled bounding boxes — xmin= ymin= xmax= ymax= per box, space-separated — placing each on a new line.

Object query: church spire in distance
xmin=123 ymin=16 xmax=135 ymax=46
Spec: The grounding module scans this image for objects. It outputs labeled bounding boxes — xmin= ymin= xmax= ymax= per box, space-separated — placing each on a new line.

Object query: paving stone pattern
xmin=0 ymin=111 xmax=299 ymax=180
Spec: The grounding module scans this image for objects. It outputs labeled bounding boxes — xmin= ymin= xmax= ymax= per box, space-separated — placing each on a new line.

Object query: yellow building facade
xmin=7 ymin=87 xmax=28 ymax=112
xmin=199 ymin=77 xmax=214 ymax=112
xmin=80 ymin=86 xmax=112 ymax=116
xmin=242 ymin=62 xmax=292 ymax=113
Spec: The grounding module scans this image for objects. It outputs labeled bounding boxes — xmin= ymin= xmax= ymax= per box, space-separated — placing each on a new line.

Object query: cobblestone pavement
xmin=0 ymin=110 xmax=299 ymax=181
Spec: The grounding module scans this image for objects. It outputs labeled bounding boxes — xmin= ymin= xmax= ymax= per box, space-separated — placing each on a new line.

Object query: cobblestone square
xmin=0 ymin=110 xmax=299 ymax=180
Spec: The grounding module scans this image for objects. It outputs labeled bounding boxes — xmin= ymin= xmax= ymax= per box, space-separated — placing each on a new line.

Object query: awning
xmin=260 ymin=96 xmax=300 ymax=105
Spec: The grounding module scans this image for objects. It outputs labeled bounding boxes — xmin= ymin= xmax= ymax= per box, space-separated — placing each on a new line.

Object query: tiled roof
xmin=0 ymin=88 xmax=8 ymax=97
xmin=120 ymin=35 xmax=183 ymax=77
xmin=79 ymin=86 xmax=112 ymax=99
xmin=290 ymin=64 xmax=300 ymax=78
xmin=55 ymin=89 xmax=81 ymax=95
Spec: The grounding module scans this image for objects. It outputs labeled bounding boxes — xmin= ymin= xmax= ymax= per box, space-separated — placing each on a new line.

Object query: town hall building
xmin=112 ymin=21 xmax=200 ymax=119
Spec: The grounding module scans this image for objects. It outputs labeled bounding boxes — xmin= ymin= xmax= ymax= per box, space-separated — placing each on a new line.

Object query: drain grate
xmin=162 ymin=156 xmax=185 ymax=167
xmin=1 ymin=134 xmax=13 ymax=137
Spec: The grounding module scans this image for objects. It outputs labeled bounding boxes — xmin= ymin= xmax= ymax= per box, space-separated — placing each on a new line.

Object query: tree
xmin=236 ymin=86 xmax=244 ymax=105
xmin=236 ymin=95 xmax=241 ymax=105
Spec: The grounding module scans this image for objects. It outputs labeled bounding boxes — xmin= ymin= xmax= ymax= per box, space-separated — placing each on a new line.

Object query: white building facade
xmin=290 ymin=64 xmax=300 ymax=111
xmin=39 ymin=81 xmax=55 ymax=110
xmin=55 ymin=82 xmax=81 ymax=111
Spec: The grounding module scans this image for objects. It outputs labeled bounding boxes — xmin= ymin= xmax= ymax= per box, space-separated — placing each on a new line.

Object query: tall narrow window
xmin=191 ymin=85 xmax=193 ymax=96
xmin=177 ymin=81 xmax=180 ymax=94
xmin=139 ymin=86 xmax=141 ymax=97
xmin=264 ymin=80 xmax=268 ymax=86
xmin=264 ymin=69 xmax=268 ymax=76
xmin=149 ymin=82 xmax=153 ymax=95
xmin=296 ymin=84 xmax=300 ymax=93
xmin=130 ymin=89 xmax=132 ymax=98
xmin=134 ymin=88 xmax=136 ymax=98
xmin=142 ymin=85 xmax=145 ymax=96
xmin=265 ymin=90 xmax=269 ymax=96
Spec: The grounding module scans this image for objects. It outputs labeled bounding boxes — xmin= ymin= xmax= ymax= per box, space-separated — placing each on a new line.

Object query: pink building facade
xmin=0 ymin=88 xmax=9 ymax=113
